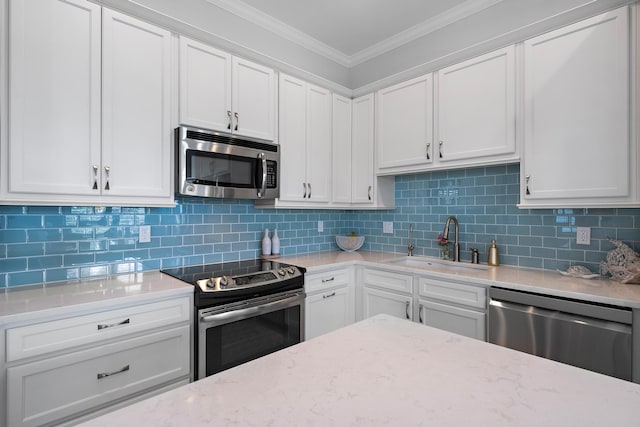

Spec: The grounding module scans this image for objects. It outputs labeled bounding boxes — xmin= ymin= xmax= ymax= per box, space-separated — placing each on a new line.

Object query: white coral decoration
xmin=600 ymin=239 xmax=640 ymax=284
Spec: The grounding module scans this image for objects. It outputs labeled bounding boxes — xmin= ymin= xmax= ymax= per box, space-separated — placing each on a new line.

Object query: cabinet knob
xmin=303 ymin=182 xmax=307 ymax=198
xmin=405 ymin=301 xmax=410 ymax=319
xmin=368 ymin=185 xmax=372 ymax=201
xmin=308 ymin=182 xmax=311 ymax=199
xmin=525 ymin=175 xmax=531 ymax=196
xmin=234 ymin=112 xmax=239 ymax=131
xmin=439 ymin=141 xmax=444 ymax=159
xmin=426 ymin=142 xmax=431 ymax=160
xmin=322 ymin=292 xmax=336 ymax=299
xmin=419 ymin=304 xmax=424 ymax=323
xmin=227 ymin=110 xmax=232 ymax=129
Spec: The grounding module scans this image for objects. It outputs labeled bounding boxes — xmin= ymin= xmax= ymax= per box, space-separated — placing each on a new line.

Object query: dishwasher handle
xmin=489 ymin=298 xmax=632 ymax=335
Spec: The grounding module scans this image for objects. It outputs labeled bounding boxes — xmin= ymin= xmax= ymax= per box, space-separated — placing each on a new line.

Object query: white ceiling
xmin=206 ymin=0 xmax=505 ymax=67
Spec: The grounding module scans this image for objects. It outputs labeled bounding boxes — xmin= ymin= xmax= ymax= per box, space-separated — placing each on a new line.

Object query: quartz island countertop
xmin=81 ymin=314 xmax=640 ymax=426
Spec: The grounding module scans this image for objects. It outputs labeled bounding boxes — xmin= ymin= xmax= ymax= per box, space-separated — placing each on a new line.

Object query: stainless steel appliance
xmin=488 ymin=287 xmax=632 ymax=381
xmin=175 ymin=126 xmax=279 ymax=199
xmin=161 ymin=259 xmax=305 ymax=379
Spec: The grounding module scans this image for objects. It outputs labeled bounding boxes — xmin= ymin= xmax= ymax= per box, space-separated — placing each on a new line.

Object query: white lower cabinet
xmin=304 ymin=268 xmax=355 ymax=340
xmin=361 ymin=268 xmax=413 ymax=321
xmin=2 ymin=295 xmax=192 ymax=427
xmin=416 ymin=275 xmax=486 ymax=340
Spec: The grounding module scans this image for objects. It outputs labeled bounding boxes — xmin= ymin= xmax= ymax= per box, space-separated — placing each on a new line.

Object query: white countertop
xmin=81 ymin=314 xmax=640 ymax=426
xmin=277 ymin=251 xmax=640 ymax=308
xmin=0 ymin=271 xmax=193 ymax=323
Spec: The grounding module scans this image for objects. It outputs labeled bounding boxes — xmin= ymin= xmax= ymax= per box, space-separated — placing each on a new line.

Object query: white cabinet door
xmin=521 ymin=7 xmax=634 ymax=207
xmin=101 ymin=10 xmax=172 ymax=200
xmin=278 ymin=74 xmax=307 ymax=202
xmin=179 ymin=37 xmax=232 ymax=132
xmin=7 ymin=0 xmax=101 ymax=196
xmin=436 ymin=46 xmax=516 ymax=163
xmin=351 ymin=94 xmax=375 ymax=204
xmin=305 ymin=286 xmax=354 ymax=340
xmin=362 ymin=287 xmax=413 ymax=321
xmin=376 ymin=74 xmax=433 ymax=172
xmin=306 ymin=84 xmax=332 ymax=203
xmin=232 ymin=57 xmax=276 ymax=141
xmin=418 ymin=299 xmax=486 ymax=340
xmin=332 ymin=94 xmax=352 ymax=204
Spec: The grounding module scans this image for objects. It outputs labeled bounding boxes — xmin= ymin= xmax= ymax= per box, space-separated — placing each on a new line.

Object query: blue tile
xmin=7 ymin=243 xmax=45 ymax=257
xmin=0 ymin=230 xmax=27 ymax=243
xmin=8 ymin=271 xmax=43 ymax=287
xmin=28 ymin=255 xmax=63 ymax=269
xmin=7 ymin=215 xmax=42 ymax=228
xmin=64 ymin=254 xmax=95 ymax=266
xmin=28 ymin=229 xmax=62 ymax=242
xmin=45 ymin=241 xmax=79 ymax=255
xmin=0 ymin=258 xmax=27 ymax=273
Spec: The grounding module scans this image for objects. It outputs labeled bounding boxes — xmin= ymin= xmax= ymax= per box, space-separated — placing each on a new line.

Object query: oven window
xmin=187 ymin=149 xmax=256 ymax=188
xmin=204 ymin=305 xmax=301 ymax=377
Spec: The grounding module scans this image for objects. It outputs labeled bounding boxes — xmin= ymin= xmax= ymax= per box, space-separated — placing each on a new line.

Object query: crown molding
xmin=205 ymin=0 xmax=352 ymax=66
xmin=206 ymin=0 xmax=506 ymax=68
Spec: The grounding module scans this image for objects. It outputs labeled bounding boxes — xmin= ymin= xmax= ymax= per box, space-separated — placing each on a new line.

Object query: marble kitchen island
xmin=81 ymin=314 xmax=640 ymax=426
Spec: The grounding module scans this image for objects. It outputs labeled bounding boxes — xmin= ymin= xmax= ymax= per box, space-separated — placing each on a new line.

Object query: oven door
xmin=198 ymin=290 xmax=305 ymax=379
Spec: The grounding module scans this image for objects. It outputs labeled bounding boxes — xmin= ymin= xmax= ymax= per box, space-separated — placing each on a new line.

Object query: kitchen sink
xmin=384 ymin=256 xmax=491 ymax=271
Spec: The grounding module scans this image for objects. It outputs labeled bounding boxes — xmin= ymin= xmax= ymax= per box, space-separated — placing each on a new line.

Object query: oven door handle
xmin=200 ymin=292 xmax=304 ymax=325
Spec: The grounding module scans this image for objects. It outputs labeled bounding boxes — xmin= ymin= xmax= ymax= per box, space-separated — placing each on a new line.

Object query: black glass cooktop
xmin=161 ymin=259 xmax=299 ymax=285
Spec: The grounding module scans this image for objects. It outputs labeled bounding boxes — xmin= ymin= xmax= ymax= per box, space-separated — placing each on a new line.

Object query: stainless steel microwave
xmin=175 ymin=126 xmax=279 ymax=199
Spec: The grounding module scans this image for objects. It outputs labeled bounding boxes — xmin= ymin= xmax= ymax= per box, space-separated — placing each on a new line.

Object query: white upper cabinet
xmin=436 ymin=46 xmax=517 ymax=164
xmin=6 ymin=0 xmax=102 ymax=198
xmin=273 ymin=73 xmax=332 ymax=205
xmin=2 ymin=0 xmax=174 ymax=206
xmin=179 ymin=38 xmax=231 ymax=132
xmin=376 ymin=74 xmax=434 ymax=173
xmin=101 ymin=10 xmax=172 ymax=200
xmin=179 ymin=36 xmax=275 ymax=141
xmin=332 ymin=94 xmax=352 ymax=204
xmin=351 ymin=94 xmax=376 ymax=205
xmin=520 ymin=7 xmax=637 ymax=208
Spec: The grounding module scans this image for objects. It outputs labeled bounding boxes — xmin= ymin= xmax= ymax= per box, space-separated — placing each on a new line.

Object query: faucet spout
xmin=442 ymin=216 xmax=460 ymax=262
xmin=407 ymin=224 xmax=415 ymax=256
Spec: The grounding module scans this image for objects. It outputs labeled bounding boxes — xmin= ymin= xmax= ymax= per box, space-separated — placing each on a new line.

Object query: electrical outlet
xmin=138 ymin=225 xmax=151 ymax=243
xmin=576 ymin=227 xmax=591 ymax=245
xmin=383 ymin=221 xmax=393 ymax=234
xmin=318 ymin=221 xmax=324 ymax=233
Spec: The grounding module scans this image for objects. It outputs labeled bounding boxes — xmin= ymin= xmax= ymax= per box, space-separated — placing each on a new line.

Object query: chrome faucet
xmin=442 ymin=216 xmax=460 ymax=262
xmin=408 ymin=224 xmax=415 ymax=256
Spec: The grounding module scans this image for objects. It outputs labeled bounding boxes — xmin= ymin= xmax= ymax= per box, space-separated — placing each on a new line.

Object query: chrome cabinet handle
xmin=227 ymin=110 xmax=232 ymax=129
xmin=308 ymin=183 xmax=311 ymax=199
xmin=103 ymin=166 xmax=111 ymax=190
xmin=419 ymin=304 xmax=423 ymax=323
xmin=525 ymin=175 xmax=531 ymax=196
xmin=97 ymin=318 xmax=130 ymax=330
xmin=321 ymin=277 xmax=335 ymax=283
xmin=405 ymin=301 xmax=410 ymax=319
xmin=234 ymin=112 xmax=239 ymax=131
xmin=97 ymin=365 xmax=130 ymax=380
xmin=426 ymin=142 xmax=431 ymax=160
xmin=368 ymin=185 xmax=372 ymax=201
xmin=92 ymin=165 xmax=98 ymax=190
xmin=439 ymin=141 xmax=443 ymax=159
xmin=323 ymin=292 xmax=336 ymax=299
xmin=303 ymin=182 xmax=307 ymax=198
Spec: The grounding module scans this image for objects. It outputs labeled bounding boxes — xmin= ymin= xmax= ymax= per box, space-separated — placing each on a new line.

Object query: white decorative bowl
xmin=336 ymin=235 xmax=365 ymax=252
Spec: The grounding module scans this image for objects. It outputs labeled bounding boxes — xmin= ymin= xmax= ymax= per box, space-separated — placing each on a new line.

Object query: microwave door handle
xmin=257 ymin=153 xmax=267 ymax=198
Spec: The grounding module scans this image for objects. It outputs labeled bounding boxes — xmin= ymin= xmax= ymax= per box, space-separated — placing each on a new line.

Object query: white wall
xmin=95 ymin=0 xmax=632 ymax=95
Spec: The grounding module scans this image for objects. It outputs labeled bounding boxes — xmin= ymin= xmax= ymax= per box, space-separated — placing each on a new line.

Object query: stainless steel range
xmin=161 ymin=259 xmax=305 ymax=379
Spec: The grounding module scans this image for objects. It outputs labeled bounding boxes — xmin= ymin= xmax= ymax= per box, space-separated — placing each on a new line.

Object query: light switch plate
xmin=318 ymin=221 xmax=324 ymax=233
xmin=576 ymin=227 xmax=591 ymax=245
xmin=138 ymin=225 xmax=151 ymax=243
xmin=383 ymin=221 xmax=393 ymax=234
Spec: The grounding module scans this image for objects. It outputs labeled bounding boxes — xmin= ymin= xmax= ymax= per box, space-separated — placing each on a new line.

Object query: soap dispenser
xmin=488 ymin=240 xmax=500 ymax=266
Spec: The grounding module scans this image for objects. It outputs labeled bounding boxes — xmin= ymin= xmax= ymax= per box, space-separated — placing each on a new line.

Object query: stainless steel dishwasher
xmin=488 ymin=287 xmax=632 ymax=381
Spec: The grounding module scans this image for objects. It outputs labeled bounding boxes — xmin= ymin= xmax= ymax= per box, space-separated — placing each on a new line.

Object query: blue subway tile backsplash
xmin=0 ymin=164 xmax=639 ymax=288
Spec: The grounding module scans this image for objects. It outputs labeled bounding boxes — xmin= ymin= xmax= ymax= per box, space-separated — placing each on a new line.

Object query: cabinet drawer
xmin=7 ymin=325 xmax=190 ymax=427
xmin=418 ymin=277 xmax=486 ymax=309
xmin=305 ymin=268 xmax=351 ymax=294
xmin=362 ymin=268 xmax=413 ymax=294
xmin=419 ymin=299 xmax=486 ymax=340
xmin=6 ymin=297 xmax=190 ymax=362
